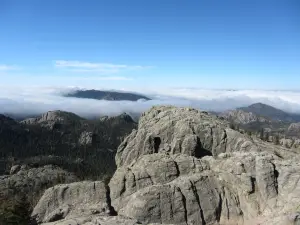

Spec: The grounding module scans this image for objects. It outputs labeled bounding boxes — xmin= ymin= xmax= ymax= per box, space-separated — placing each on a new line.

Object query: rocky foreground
xmin=31 ymin=106 xmax=300 ymax=225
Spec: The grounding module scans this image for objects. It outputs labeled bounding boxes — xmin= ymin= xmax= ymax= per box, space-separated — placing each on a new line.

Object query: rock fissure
xmin=105 ymin=183 xmax=117 ymax=216
xmin=177 ymin=187 xmax=188 ymax=223
xmin=190 ymin=181 xmax=206 ymax=225
xmin=173 ymin=160 xmax=181 ymax=177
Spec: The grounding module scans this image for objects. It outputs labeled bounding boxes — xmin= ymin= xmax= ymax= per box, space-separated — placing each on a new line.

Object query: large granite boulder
xmin=116 ymin=106 xmax=259 ymax=167
xmin=31 ymin=181 xmax=112 ymax=223
xmin=109 ymin=151 xmax=300 ymax=225
xmin=109 ymin=106 xmax=300 ymax=225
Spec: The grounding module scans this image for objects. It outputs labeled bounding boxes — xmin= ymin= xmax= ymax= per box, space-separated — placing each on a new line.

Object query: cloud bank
xmin=1 ymin=86 xmax=300 ymax=119
xmin=55 ymin=60 xmax=150 ymax=74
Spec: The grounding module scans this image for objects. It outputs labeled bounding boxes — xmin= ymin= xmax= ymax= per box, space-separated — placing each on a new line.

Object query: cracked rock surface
xmin=32 ymin=106 xmax=300 ymax=225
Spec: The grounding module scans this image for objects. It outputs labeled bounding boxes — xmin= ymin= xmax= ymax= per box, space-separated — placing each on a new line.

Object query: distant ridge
xmin=218 ymin=102 xmax=300 ymax=133
xmin=239 ymin=102 xmax=300 ymax=122
xmin=63 ymin=89 xmax=151 ymax=101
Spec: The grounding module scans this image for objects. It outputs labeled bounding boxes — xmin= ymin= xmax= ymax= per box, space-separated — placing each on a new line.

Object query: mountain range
xmin=218 ymin=102 xmax=300 ymax=137
xmin=220 ymin=102 xmax=300 ymax=123
xmin=0 ymin=110 xmax=137 ymax=176
xmin=238 ymin=102 xmax=300 ymax=122
xmin=1 ymin=105 xmax=300 ymax=225
xmin=1 ymin=102 xmax=300 ymax=224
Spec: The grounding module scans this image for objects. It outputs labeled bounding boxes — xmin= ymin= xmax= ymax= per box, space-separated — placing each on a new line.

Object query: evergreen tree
xmin=274 ymin=134 xmax=280 ymax=145
xmin=265 ymin=132 xmax=270 ymax=142
xmin=259 ymin=128 xmax=264 ymax=140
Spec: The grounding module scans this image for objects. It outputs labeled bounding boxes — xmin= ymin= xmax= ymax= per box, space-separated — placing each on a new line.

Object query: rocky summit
xmin=31 ymin=106 xmax=300 ymax=225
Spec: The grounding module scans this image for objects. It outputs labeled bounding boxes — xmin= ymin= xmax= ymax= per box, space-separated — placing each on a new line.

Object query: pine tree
xmin=274 ymin=135 xmax=280 ymax=145
xmin=259 ymin=129 xmax=264 ymax=140
xmin=265 ymin=132 xmax=270 ymax=142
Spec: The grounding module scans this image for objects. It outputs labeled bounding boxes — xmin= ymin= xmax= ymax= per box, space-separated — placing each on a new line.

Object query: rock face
xmin=116 ymin=106 xmax=259 ymax=167
xmin=32 ymin=106 xmax=300 ymax=225
xmin=31 ymin=181 xmax=145 ymax=225
xmin=220 ymin=109 xmax=269 ymax=124
xmin=1 ymin=165 xmax=78 ymax=197
xmin=109 ymin=106 xmax=300 ymax=225
xmin=280 ymin=138 xmax=294 ymax=148
xmin=21 ymin=110 xmax=83 ymax=124
xmin=287 ymin=122 xmax=300 ymax=137
xmin=0 ymin=165 xmax=78 ymax=224
xmin=20 ymin=110 xmax=83 ymax=130
xmin=279 ymin=138 xmax=300 ymax=149
xmin=9 ymin=164 xmax=21 ymax=175
xmin=292 ymin=139 xmax=300 ymax=149
xmin=100 ymin=113 xmax=135 ymax=125
xmin=109 ymin=151 xmax=300 ymax=225
xmin=31 ymin=181 xmax=112 ymax=223
xmin=39 ymin=215 xmax=142 ymax=225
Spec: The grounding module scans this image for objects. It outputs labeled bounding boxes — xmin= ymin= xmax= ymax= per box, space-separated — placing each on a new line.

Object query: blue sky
xmin=0 ymin=0 xmax=300 ymax=90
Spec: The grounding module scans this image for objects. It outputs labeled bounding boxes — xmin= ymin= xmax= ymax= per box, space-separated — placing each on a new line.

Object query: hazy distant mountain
xmin=218 ymin=103 xmax=300 ymax=139
xmin=2 ymin=113 xmax=37 ymax=121
xmin=219 ymin=109 xmax=270 ymax=125
xmin=63 ymin=89 xmax=151 ymax=101
xmin=238 ymin=103 xmax=300 ymax=122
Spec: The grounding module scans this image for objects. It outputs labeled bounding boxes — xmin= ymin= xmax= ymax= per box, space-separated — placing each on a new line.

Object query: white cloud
xmin=0 ymin=65 xmax=17 ymax=71
xmin=55 ymin=60 xmax=150 ymax=74
xmin=0 ymin=86 xmax=300 ymax=119
xmin=74 ymin=76 xmax=133 ymax=81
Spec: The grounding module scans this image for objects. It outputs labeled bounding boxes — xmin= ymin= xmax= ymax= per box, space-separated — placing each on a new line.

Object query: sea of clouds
xmin=1 ymin=85 xmax=300 ymax=118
